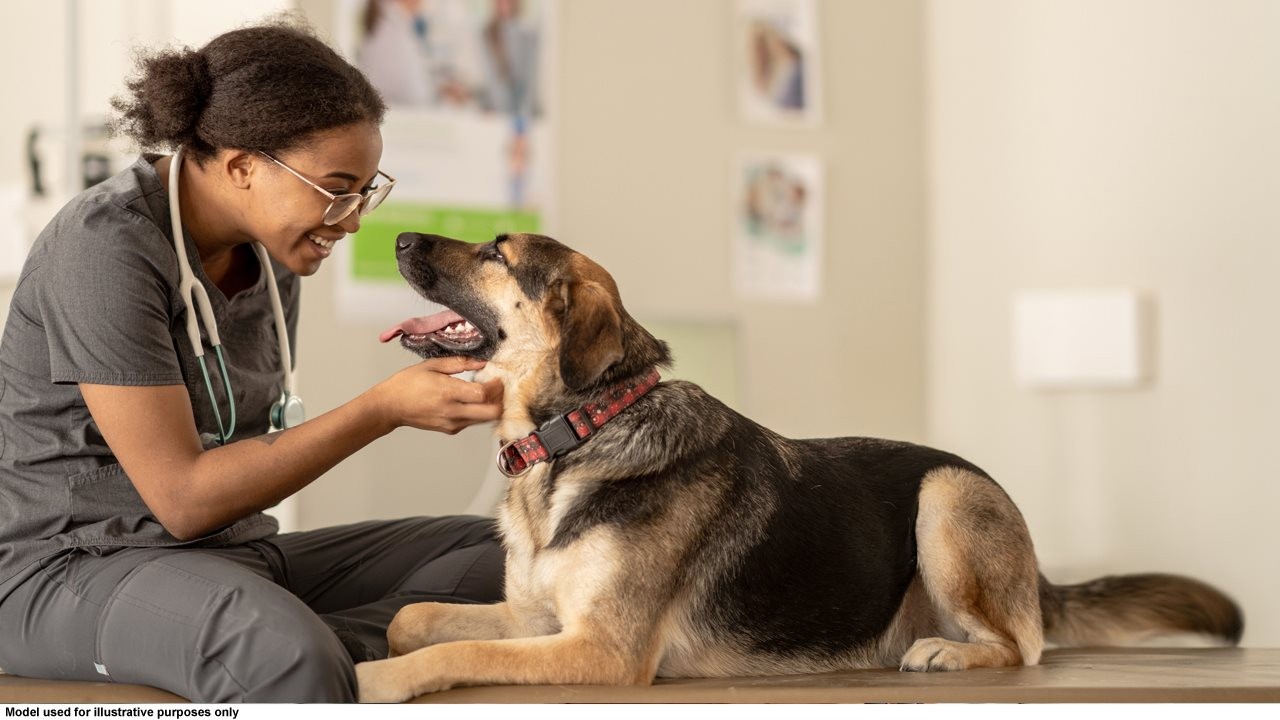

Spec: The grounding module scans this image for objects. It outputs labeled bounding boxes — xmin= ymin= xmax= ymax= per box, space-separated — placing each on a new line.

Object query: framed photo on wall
xmin=733 ymin=152 xmax=824 ymax=302
xmin=736 ymin=0 xmax=822 ymax=127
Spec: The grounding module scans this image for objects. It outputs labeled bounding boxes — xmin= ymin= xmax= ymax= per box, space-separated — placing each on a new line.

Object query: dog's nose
xmin=396 ymin=233 xmax=455 ymax=256
xmin=395 ymin=232 xmax=420 ymax=255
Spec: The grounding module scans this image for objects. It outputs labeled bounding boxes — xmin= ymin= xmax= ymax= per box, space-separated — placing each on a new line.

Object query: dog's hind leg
xmin=900 ymin=467 xmax=1044 ymax=672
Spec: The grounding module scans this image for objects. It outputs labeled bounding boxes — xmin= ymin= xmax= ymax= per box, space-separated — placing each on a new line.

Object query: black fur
xmin=545 ymin=380 xmax=991 ymax=660
xmin=382 ymin=231 xmax=1245 ymax=686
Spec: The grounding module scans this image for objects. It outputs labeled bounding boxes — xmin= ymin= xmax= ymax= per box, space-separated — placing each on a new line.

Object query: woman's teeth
xmin=308 ymin=233 xmax=336 ymax=249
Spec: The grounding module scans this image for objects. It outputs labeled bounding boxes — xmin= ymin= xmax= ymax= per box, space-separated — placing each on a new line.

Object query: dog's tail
xmin=1038 ymin=572 xmax=1243 ymax=647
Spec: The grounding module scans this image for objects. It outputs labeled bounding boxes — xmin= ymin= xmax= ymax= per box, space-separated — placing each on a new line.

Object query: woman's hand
xmin=373 ymin=357 xmax=505 ymax=435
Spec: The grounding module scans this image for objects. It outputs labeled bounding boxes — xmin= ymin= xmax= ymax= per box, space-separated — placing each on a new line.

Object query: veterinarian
xmin=0 ymin=20 xmax=506 ymax=702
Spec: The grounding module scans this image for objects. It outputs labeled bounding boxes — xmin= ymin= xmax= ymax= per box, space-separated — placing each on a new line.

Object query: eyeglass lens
xmin=322 ymin=196 xmax=362 ymax=226
xmin=321 ymin=184 xmax=394 ymax=226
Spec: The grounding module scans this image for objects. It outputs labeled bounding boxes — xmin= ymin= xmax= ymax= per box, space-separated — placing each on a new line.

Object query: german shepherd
xmin=355 ymin=232 xmax=1243 ymax=703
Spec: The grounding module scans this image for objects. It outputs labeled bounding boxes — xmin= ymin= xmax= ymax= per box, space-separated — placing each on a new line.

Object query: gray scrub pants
xmin=0 ymin=515 xmax=503 ymax=702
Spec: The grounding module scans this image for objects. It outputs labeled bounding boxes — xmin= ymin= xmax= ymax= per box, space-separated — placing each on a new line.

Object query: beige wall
xmin=292 ymin=0 xmax=929 ymax=525
xmin=1 ymin=1 xmax=925 ymax=526
xmin=927 ymin=0 xmax=1280 ymax=645
xmin=8 ymin=0 xmax=1272 ymax=649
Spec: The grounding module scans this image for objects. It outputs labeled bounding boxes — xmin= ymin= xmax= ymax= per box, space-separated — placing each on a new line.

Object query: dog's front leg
xmin=357 ymin=633 xmax=653 ymax=703
xmin=388 ymin=601 xmax=529 ymax=656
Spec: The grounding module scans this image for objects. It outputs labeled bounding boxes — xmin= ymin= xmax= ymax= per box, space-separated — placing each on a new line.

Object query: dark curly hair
xmin=111 ymin=16 xmax=386 ymax=164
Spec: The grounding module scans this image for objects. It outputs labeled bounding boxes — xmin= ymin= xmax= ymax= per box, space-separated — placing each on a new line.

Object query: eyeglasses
xmin=258 ymin=151 xmax=396 ymax=227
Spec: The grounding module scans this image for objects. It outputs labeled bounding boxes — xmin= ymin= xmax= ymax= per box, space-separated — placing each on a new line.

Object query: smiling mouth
xmin=308 ymin=233 xmax=339 ymax=250
xmin=379 ymin=308 xmax=487 ymax=352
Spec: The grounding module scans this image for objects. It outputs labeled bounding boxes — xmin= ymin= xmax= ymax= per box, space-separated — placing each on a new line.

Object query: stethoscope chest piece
xmin=270 ymin=392 xmax=306 ymax=433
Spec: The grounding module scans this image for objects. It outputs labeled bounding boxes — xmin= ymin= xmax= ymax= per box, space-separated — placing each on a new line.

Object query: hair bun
xmin=161 ymin=49 xmax=212 ymax=143
xmin=113 ymin=19 xmax=386 ymax=162
xmin=184 ymin=50 xmax=214 ymax=109
xmin=111 ymin=46 xmax=214 ymax=150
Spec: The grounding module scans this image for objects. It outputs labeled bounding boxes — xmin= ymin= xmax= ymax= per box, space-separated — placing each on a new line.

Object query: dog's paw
xmin=899 ymin=637 xmax=969 ymax=672
xmin=355 ymin=659 xmax=415 ymax=703
xmin=387 ymin=602 xmax=447 ymax=657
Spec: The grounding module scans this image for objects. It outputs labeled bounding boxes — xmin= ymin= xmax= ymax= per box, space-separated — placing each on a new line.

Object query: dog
xmin=355 ymin=232 xmax=1243 ymax=702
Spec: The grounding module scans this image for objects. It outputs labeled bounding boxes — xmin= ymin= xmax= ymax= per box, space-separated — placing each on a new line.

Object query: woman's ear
xmin=223 ymin=150 xmax=256 ymax=189
xmin=555 ymin=279 xmax=623 ymax=392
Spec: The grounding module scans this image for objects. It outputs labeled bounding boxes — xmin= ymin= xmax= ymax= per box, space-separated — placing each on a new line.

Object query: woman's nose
xmin=334 ymin=211 xmax=361 ymax=234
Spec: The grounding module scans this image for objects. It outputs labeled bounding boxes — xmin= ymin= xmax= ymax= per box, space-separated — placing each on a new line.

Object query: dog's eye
xmin=481 ymin=242 xmax=507 ymax=265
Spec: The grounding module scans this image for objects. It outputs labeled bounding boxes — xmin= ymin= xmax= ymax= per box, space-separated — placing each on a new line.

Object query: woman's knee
xmin=233 ymin=620 xmax=356 ymax=702
xmin=115 ymin=555 xmax=357 ymax=702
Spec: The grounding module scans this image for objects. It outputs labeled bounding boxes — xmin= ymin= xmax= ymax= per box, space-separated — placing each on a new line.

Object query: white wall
xmin=927 ymin=0 xmax=1280 ymax=645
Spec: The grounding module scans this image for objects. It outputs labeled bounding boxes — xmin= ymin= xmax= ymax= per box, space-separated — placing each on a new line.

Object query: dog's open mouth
xmin=379 ymin=308 xmax=487 ymax=354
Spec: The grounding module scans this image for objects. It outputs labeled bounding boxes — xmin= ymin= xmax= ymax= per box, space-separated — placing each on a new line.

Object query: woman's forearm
xmin=167 ymin=386 xmax=395 ymax=539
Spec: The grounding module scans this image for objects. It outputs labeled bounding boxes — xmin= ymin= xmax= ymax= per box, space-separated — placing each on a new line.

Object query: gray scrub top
xmin=0 ymin=155 xmax=299 ymax=591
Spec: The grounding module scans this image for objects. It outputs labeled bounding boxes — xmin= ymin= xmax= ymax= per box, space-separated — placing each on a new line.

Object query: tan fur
xmin=359 ymin=632 xmax=650 ymax=700
xmin=904 ymin=468 xmax=1043 ymax=670
xmin=477 ymin=282 xmax=559 ymax=443
xmin=357 ymin=232 xmax=1240 ymax=702
xmin=386 ymin=602 xmax=523 ymax=656
xmin=870 ymin=578 xmax=939 ymax=665
xmin=362 ymin=525 xmax=664 ymax=701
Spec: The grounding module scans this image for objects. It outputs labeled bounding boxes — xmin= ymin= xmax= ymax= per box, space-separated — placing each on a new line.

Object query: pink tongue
xmin=379 ymin=309 xmax=466 ymax=343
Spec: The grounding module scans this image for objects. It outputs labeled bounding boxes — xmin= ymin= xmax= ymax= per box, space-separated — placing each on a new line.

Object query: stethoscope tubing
xmin=168 ymin=148 xmax=297 ymax=443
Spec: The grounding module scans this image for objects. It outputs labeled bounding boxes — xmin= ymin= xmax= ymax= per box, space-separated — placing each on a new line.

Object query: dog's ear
xmin=553 ymin=279 xmax=624 ymax=391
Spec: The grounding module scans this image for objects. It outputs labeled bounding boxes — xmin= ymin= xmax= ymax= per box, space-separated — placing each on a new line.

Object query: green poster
xmin=351 ymin=201 xmax=541 ymax=282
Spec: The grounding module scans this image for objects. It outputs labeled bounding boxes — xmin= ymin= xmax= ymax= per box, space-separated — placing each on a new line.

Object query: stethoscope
xmin=168 ymin=148 xmax=304 ymax=444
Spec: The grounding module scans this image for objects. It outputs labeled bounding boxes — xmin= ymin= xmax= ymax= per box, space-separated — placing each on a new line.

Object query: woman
xmin=0 ymin=21 xmax=505 ymax=702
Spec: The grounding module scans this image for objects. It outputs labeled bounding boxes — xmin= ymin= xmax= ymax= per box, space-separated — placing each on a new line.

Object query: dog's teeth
xmin=433 ymin=320 xmax=479 ymax=340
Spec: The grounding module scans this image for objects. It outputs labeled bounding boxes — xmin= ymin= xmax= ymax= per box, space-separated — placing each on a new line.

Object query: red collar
xmin=496 ymin=368 xmax=662 ymax=478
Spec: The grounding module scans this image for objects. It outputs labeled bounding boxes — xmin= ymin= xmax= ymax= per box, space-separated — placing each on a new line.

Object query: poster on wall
xmin=736 ymin=0 xmax=822 ymax=127
xmin=733 ymin=152 xmax=824 ymax=302
xmin=332 ymin=0 xmax=556 ymax=323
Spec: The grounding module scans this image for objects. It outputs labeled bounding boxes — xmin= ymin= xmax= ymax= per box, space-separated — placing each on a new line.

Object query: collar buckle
xmin=493 ymin=368 xmax=661 ymax=479
xmin=535 ymin=413 xmax=583 ymax=459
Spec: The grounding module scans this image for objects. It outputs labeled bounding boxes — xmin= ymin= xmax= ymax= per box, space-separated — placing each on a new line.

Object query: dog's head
xmin=382 ymin=232 xmax=671 ymax=413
